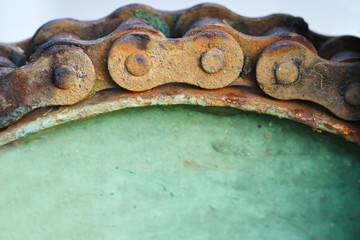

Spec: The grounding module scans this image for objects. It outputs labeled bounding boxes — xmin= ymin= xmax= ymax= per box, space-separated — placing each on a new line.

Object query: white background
xmin=0 ymin=0 xmax=359 ymax=42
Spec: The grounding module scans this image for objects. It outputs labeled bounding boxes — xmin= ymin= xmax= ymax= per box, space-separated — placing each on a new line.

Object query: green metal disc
xmin=0 ymin=106 xmax=359 ymax=239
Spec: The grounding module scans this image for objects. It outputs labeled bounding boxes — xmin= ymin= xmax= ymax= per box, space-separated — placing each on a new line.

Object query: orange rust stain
xmin=183 ymin=160 xmax=193 ymax=166
xmin=223 ymin=94 xmax=248 ymax=105
xmin=183 ymin=160 xmax=204 ymax=169
xmin=313 ymin=128 xmax=323 ymax=133
xmin=326 ymin=123 xmax=355 ymax=137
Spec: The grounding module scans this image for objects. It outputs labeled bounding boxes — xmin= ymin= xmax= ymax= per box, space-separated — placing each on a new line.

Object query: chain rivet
xmin=125 ymin=52 xmax=151 ymax=76
xmin=201 ymin=48 xmax=225 ymax=74
xmin=345 ymin=82 xmax=360 ymax=106
xmin=52 ymin=65 xmax=77 ymax=90
xmin=275 ymin=60 xmax=299 ymax=85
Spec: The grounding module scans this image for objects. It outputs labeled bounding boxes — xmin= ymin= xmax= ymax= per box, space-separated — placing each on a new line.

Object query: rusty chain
xmin=0 ymin=3 xmax=359 ymax=130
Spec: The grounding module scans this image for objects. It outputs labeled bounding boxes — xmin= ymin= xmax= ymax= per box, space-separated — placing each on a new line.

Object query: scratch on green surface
xmin=131 ymin=10 xmax=170 ymax=37
xmin=162 ymin=185 xmax=175 ymax=197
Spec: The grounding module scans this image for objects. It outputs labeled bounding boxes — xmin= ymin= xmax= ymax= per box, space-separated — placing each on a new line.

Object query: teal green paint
xmin=0 ymin=106 xmax=359 ymax=240
xmin=131 ymin=10 xmax=170 ymax=37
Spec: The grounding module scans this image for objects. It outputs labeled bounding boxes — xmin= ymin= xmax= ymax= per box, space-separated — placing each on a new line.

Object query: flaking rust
xmin=0 ymin=86 xmax=359 ymax=146
xmin=0 ymin=3 xmax=359 ymax=145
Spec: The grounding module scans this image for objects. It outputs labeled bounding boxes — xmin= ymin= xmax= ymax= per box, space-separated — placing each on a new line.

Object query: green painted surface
xmin=0 ymin=106 xmax=359 ymax=240
xmin=130 ymin=10 xmax=170 ymax=37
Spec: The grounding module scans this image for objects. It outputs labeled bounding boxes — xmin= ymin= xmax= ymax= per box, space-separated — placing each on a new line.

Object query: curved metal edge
xmin=0 ymin=85 xmax=359 ymax=147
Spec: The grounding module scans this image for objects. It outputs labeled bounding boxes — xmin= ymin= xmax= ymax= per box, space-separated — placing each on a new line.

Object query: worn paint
xmin=0 ymin=86 xmax=359 ymax=147
xmin=265 ymin=108 xmax=291 ymax=120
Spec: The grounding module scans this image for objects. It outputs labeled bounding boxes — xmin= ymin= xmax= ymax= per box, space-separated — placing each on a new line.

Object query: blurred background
xmin=0 ymin=1 xmax=360 ymax=240
xmin=0 ymin=0 xmax=359 ymax=42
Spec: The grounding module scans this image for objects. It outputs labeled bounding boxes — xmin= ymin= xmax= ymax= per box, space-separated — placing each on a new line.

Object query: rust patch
xmin=183 ymin=160 xmax=206 ymax=170
xmin=108 ymin=30 xmax=243 ymax=91
xmin=132 ymin=34 xmax=151 ymax=50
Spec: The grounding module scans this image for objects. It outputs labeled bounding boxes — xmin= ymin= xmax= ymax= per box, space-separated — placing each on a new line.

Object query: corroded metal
xmin=256 ymin=41 xmax=360 ymax=120
xmin=0 ymin=3 xmax=359 ymax=145
xmin=1 ymin=85 xmax=359 ymax=146
xmin=0 ymin=46 xmax=96 ymax=129
xmin=108 ymin=30 xmax=243 ymax=90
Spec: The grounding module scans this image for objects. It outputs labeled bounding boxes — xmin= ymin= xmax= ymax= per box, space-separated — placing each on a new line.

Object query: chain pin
xmin=201 ymin=48 xmax=225 ymax=74
xmin=125 ymin=52 xmax=151 ymax=76
xmin=345 ymin=82 xmax=360 ymax=106
xmin=275 ymin=60 xmax=299 ymax=85
xmin=52 ymin=65 xmax=77 ymax=90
